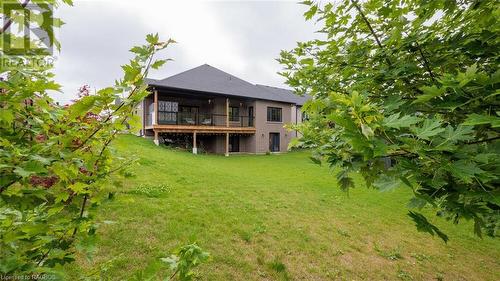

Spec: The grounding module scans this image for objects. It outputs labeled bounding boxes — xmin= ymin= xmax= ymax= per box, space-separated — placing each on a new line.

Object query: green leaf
xmin=408 ymin=212 xmax=448 ymax=243
xmin=373 ymin=174 xmax=401 ymax=192
xmin=413 ymin=85 xmax=446 ymax=104
xmin=336 ymin=170 xmax=354 ymax=192
xmin=130 ymin=46 xmax=148 ymax=56
xmin=361 ymin=123 xmax=374 ymax=138
xmin=68 ymin=95 xmax=97 ymax=119
xmin=446 ymin=160 xmax=484 ymax=184
xmin=21 ymin=223 xmax=49 ymax=235
xmin=151 ymin=59 xmax=167 ymax=70
xmin=304 ymin=5 xmax=318 ymax=20
xmin=146 ymin=33 xmax=159 ymax=44
xmin=68 ymin=182 xmax=87 ymax=194
xmin=299 ymin=58 xmax=314 ymax=66
xmin=47 ymin=205 xmax=65 ymax=216
xmin=436 ymin=125 xmax=474 ymax=147
xmin=14 ymin=161 xmax=47 ymax=178
xmin=0 ymin=109 xmax=14 ymax=124
xmin=383 ymin=113 xmax=420 ymax=129
xmin=462 ymin=114 xmax=500 ymax=128
xmin=55 ymin=192 xmax=70 ymax=203
xmin=412 ymin=119 xmax=445 ymax=140
xmin=309 ymin=156 xmax=322 ymax=165
xmin=407 ymin=197 xmax=427 ymax=209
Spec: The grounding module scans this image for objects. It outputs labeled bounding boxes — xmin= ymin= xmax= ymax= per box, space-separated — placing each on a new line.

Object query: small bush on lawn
xmin=128 ymin=184 xmax=172 ymax=198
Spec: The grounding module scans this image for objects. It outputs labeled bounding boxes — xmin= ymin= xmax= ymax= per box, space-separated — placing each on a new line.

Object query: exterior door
xmin=229 ymin=135 xmax=239 ymax=152
xmin=269 ymin=133 xmax=280 ymax=152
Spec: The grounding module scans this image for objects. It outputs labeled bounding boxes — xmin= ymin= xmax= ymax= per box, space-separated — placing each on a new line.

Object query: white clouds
xmin=52 ymin=0 xmax=317 ymax=103
xmin=123 ymin=0 xmax=249 ymax=73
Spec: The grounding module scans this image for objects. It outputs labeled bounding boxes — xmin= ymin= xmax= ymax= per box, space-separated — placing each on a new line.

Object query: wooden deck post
xmin=192 ymin=131 xmax=197 ymax=154
xmin=225 ymin=132 xmax=229 ymax=156
xmin=226 ymin=98 xmax=229 ymax=127
xmin=154 ymin=130 xmax=159 ymax=146
xmin=153 ymin=90 xmax=158 ymax=125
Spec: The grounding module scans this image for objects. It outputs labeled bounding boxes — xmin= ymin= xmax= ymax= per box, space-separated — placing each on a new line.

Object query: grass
xmin=66 ymin=134 xmax=500 ymax=280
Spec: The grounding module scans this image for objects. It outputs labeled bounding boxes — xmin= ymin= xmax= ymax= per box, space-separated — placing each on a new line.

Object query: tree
xmin=0 ymin=1 xmax=175 ymax=278
xmin=279 ymin=0 xmax=499 ymax=241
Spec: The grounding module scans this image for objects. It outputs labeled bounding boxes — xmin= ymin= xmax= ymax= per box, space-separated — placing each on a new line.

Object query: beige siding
xmin=254 ymin=100 xmax=293 ymax=153
xmin=214 ymin=135 xmax=226 ymax=154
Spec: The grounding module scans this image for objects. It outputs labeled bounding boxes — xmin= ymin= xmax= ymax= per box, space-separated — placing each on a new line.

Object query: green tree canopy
xmin=279 ymin=0 xmax=499 ymax=241
xmin=0 ymin=1 xmax=173 ymax=277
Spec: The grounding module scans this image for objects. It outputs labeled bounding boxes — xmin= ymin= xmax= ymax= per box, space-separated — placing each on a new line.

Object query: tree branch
xmin=74 ymin=51 xmax=156 ymax=151
xmin=466 ymin=136 xmax=500 ymax=145
xmin=351 ymin=0 xmax=392 ymax=66
xmin=0 ymin=178 xmax=18 ymax=193
xmin=351 ymin=0 xmax=423 ymax=96
xmin=71 ymin=194 xmax=88 ymax=237
xmin=415 ymin=42 xmax=436 ymax=82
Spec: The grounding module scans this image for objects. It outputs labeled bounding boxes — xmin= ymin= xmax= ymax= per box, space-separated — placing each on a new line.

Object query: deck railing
xmin=156 ymin=111 xmax=254 ymax=127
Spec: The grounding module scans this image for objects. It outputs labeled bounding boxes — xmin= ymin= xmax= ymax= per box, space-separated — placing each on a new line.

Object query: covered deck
xmin=143 ymin=88 xmax=256 ymax=156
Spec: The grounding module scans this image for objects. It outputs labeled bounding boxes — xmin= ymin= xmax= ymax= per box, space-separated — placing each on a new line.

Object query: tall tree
xmin=0 ymin=1 xmax=174 ymax=277
xmin=279 ymin=0 xmax=499 ymax=241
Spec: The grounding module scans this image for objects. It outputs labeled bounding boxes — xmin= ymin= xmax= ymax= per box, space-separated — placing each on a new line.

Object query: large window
xmin=267 ymin=107 xmax=282 ymax=122
xmin=229 ymin=106 xmax=239 ymax=122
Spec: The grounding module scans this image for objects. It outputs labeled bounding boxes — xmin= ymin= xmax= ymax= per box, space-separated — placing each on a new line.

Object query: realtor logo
xmin=1 ymin=2 xmax=54 ymax=56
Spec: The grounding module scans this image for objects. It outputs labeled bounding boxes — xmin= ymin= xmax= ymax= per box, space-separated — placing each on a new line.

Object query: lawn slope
xmin=67 ymin=134 xmax=500 ymax=280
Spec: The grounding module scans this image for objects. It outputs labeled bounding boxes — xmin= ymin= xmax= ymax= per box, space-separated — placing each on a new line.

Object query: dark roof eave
xmin=147 ymin=83 xmax=300 ymax=105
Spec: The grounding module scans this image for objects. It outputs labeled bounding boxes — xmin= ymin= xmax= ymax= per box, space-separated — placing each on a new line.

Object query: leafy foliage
xmin=0 ymin=1 xmax=175 ymax=277
xmin=279 ymin=0 xmax=499 ymax=240
xmin=161 ymin=243 xmax=210 ymax=281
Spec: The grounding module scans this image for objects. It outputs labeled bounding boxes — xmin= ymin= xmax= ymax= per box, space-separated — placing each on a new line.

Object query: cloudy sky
xmin=52 ymin=0 xmax=319 ymax=103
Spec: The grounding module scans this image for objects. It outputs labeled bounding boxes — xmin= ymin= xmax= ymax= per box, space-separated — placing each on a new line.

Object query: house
xmin=137 ymin=64 xmax=308 ymax=155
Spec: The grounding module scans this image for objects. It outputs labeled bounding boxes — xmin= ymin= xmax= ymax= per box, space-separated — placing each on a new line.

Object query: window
xmin=229 ymin=106 xmax=239 ymax=122
xmin=159 ymin=101 xmax=178 ymax=124
xmin=267 ymin=107 xmax=282 ymax=122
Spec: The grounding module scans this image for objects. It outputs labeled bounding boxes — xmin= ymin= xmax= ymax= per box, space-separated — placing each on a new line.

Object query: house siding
xmin=254 ymin=100 xmax=293 ymax=153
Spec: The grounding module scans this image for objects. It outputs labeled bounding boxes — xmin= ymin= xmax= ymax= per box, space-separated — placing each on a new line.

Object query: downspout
xmin=295 ymin=105 xmax=298 ymax=138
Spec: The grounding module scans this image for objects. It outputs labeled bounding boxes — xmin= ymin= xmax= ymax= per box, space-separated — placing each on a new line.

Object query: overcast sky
xmin=52 ymin=0 xmax=319 ymax=104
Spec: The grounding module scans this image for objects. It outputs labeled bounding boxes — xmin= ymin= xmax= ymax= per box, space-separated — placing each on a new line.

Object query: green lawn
xmin=67 ymin=134 xmax=500 ymax=280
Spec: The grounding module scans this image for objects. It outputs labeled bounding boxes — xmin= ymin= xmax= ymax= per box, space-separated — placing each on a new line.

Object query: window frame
xmin=267 ymin=107 xmax=282 ymax=122
xmin=229 ymin=106 xmax=240 ymax=122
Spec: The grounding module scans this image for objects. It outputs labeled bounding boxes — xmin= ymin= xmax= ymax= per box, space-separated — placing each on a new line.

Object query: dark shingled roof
xmin=146 ymin=64 xmax=309 ymax=106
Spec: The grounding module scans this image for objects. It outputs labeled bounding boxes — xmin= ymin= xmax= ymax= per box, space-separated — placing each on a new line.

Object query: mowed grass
xmin=67 ymin=134 xmax=500 ymax=280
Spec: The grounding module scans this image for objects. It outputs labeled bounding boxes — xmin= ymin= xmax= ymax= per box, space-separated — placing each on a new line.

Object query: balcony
xmin=156 ymin=111 xmax=253 ymax=127
xmin=146 ymin=110 xmax=255 ymax=135
xmin=143 ymin=94 xmax=256 ymax=135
